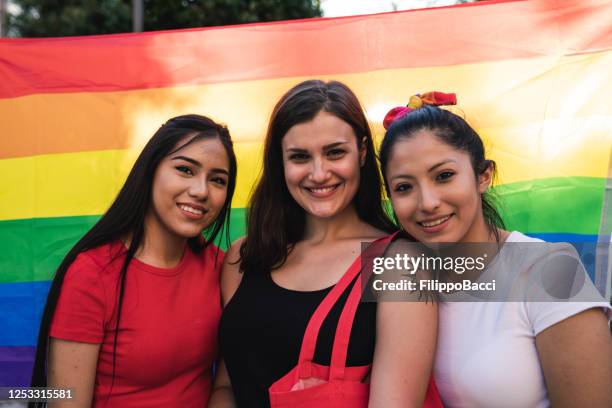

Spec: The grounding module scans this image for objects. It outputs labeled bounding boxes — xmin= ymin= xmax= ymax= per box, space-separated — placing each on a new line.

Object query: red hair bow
xmin=383 ymin=91 xmax=457 ymax=130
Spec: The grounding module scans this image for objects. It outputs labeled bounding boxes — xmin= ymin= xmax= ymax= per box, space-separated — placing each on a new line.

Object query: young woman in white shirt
xmin=379 ymin=93 xmax=611 ymax=408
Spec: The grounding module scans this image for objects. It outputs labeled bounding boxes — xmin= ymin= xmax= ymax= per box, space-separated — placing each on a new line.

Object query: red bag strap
xmin=296 ymin=254 xmax=362 ymax=378
xmin=296 ymin=234 xmax=395 ymax=379
xmin=328 ymin=271 xmax=364 ymax=380
xmin=329 ymin=236 xmax=394 ymax=380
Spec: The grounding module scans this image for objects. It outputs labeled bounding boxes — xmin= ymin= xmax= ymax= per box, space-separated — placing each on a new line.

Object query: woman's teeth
xmin=179 ymin=204 xmax=203 ymax=215
xmin=420 ymin=215 xmax=451 ymax=227
xmin=308 ymin=185 xmax=337 ymax=193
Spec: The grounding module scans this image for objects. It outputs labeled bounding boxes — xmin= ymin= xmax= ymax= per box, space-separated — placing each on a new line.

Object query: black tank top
xmin=218 ymin=265 xmax=377 ymax=407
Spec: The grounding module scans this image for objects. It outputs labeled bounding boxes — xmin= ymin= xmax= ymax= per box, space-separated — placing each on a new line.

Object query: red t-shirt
xmin=50 ymin=241 xmax=223 ymax=407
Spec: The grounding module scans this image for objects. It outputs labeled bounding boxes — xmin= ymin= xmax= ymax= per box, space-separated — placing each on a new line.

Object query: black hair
xmin=239 ymin=79 xmax=395 ymax=274
xmin=29 ymin=114 xmax=237 ymax=405
xmin=379 ymin=105 xmax=505 ymax=241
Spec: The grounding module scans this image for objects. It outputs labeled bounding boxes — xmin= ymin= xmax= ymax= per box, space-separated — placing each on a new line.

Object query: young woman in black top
xmin=211 ymin=80 xmax=438 ymax=407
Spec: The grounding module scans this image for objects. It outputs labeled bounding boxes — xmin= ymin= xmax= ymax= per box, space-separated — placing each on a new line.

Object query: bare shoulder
xmin=359 ymin=223 xmax=394 ymax=241
xmin=220 ymin=237 xmax=246 ymax=306
xmin=376 ymin=237 xmax=438 ymax=303
xmin=224 ymin=237 xmax=245 ymax=265
xmin=384 ymin=237 xmax=417 ymax=255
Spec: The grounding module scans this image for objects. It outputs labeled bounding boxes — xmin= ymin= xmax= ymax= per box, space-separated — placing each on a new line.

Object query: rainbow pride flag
xmin=1 ymin=0 xmax=611 ymax=386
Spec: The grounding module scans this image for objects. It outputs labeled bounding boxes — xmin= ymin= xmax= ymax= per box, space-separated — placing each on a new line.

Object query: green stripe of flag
xmin=0 ymin=210 xmax=247 ymax=283
xmin=492 ymin=177 xmax=604 ymax=234
xmin=0 ymin=177 xmax=605 ymax=284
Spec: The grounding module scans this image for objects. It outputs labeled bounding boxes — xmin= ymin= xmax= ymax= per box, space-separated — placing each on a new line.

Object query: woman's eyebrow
xmin=210 ymin=168 xmax=230 ymax=176
xmin=323 ymin=141 xmax=348 ymax=150
xmin=428 ymin=159 xmax=456 ymax=172
xmin=390 ymin=173 xmax=414 ymax=181
xmin=171 ymin=155 xmax=201 ymax=167
xmin=285 ymin=147 xmax=307 ymax=153
xmin=285 ymin=140 xmax=348 ymax=152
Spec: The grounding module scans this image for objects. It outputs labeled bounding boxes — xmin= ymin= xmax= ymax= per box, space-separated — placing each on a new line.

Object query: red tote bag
xmin=268 ymin=235 xmax=443 ymax=408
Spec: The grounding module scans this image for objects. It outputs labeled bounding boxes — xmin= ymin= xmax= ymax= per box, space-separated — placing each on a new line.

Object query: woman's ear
xmin=360 ymin=136 xmax=367 ymax=167
xmin=478 ymin=161 xmax=493 ymax=194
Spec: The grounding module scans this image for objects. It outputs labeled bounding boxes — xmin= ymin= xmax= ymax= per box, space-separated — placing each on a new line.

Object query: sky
xmin=320 ymin=0 xmax=469 ymax=17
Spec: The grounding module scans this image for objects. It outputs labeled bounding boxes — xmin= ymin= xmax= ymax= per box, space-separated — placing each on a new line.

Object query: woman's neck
xmin=131 ymin=212 xmax=188 ymax=268
xmin=303 ymin=205 xmax=367 ymax=243
xmin=461 ymin=212 xmax=504 ymax=244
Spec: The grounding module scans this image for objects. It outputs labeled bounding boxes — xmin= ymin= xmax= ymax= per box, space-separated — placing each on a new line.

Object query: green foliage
xmin=143 ymin=0 xmax=322 ymax=31
xmin=8 ymin=0 xmax=132 ymax=36
xmin=7 ymin=0 xmax=322 ymax=37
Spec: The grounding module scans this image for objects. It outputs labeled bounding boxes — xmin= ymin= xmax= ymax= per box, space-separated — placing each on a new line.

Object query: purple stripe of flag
xmin=0 ymin=346 xmax=34 ymax=386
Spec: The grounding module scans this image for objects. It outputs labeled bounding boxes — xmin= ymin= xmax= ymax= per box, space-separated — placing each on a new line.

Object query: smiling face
xmin=281 ymin=110 xmax=366 ymax=219
xmin=386 ymin=129 xmax=492 ymax=243
xmin=146 ymin=135 xmax=230 ymax=244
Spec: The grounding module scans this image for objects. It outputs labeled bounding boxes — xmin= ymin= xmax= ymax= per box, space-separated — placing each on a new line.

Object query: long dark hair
xmin=239 ymin=80 xmax=395 ymax=274
xmin=379 ymin=105 xmax=505 ymax=241
xmin=30 ymin=114 xmax=237 ymax=402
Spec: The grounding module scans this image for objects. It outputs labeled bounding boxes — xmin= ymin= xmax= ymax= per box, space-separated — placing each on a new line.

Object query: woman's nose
xmin=308 ymin=157 xmax=331 ymax=183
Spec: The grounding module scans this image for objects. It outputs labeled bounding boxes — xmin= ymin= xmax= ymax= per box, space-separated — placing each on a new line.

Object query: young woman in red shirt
xmin=30 ymin=114 xmax=237 ymax=407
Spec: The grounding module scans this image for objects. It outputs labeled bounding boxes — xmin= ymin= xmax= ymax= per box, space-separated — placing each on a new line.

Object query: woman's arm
xmin=208 ymin=238 xmax=244 ymax=408
xmin=536 ymin=307 xmax=612 ymax=407
xmin=368 ymin=239 xmax=439 ymax=407
xmin=45 ymin=253 xmax=107 ymax=408
xmin=219 ymin=237 xmax=245 ymax=306
xmin=47 ymin=338 xmax=100 ymax=408
xmin=368 ymin=297 xmax=438 ymax=407
xmin=208 ymin=359 xmax=236 ymax=408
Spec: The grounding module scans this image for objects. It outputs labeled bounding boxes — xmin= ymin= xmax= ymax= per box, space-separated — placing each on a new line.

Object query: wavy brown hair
xmin=239 ymin=80 xmax=395 ymax=274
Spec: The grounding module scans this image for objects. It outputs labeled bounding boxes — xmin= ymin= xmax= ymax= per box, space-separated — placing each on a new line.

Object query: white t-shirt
xmin=434 ymin=231 xmax=611 ymax=408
